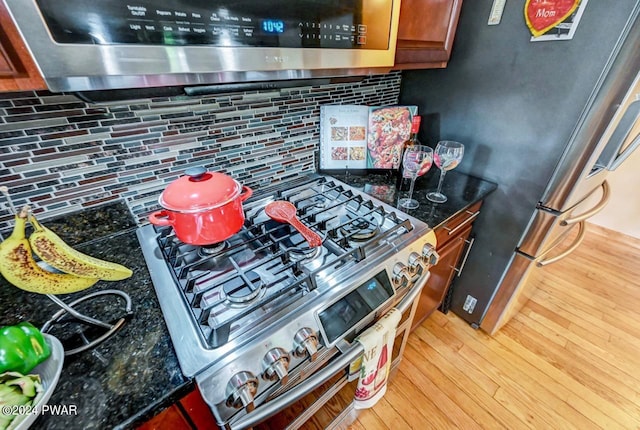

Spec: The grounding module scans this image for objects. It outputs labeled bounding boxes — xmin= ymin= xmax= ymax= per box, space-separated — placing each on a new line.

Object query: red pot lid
xmin=159 ymin=167 xmax=241 ymax=212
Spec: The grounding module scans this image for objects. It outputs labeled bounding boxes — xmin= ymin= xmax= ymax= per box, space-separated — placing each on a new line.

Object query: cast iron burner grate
xmin=223 ymin=270 xmax=264 ymax=304
xmin=152 ymin=177 xmax=414 ymax=349
xmin=339 ymin=215 xmax=380 ymax=242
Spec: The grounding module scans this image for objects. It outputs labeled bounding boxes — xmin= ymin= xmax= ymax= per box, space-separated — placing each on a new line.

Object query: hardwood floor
xmin=344 ymin=224 xmax=640 ymax=429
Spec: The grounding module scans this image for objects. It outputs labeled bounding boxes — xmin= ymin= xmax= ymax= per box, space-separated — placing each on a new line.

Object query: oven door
xmin=225 ymin=277 xmax=425 ymax=430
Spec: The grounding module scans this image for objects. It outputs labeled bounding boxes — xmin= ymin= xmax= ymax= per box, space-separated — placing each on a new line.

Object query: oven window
xmin=318 ymin=270 xmax=394 ymax=344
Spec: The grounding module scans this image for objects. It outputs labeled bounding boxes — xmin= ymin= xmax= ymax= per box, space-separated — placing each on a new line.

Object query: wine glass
xmin=399 ymin=145 xmax=433 ymax=209
xmin=427 ymin=141 xmax=464 ymax=203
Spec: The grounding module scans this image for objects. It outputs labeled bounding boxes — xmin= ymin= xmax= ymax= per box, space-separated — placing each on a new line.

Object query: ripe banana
xmin=0 ymin=208 xmax=98 ymax=295
xmin=28 ymin=214 xmax=133 ymax=281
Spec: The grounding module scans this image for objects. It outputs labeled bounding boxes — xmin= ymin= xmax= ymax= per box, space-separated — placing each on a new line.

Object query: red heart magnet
xmin=525 ymin=0 xmax=580 ymax=38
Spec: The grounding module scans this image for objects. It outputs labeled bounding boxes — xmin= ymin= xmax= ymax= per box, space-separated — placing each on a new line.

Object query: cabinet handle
xmin=444 ymin=210 xmax=480 ymax=236
xmin=453 ymin=236 xmax=475 ymax=277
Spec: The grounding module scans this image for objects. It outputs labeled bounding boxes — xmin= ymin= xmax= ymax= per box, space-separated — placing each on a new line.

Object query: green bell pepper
xmin=0 ymin=322 xmax=51 ymax=375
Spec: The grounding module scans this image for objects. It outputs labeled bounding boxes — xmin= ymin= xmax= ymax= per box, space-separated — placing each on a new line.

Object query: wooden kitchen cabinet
xmin=0 ymin=1 xmax=46 ymax=92
xmin=138 ymin=404 xmax=191 ymax=430
xmin=411 ymin=200 xmax=481 ymax=331
xmin=138 ymin=387 xmax=216 ymax=430
xmin=394 ymin=0 xmax=463 ymax=70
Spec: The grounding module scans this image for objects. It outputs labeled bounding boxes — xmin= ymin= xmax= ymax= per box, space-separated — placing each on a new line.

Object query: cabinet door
xmin=411 ymin=223 xmax=472 ymax=331
xmin=435 ymin=201 xmax=482 ymax=249
xmin=394 ymin=0 xmax=463 ymax=69
xmin=179 ymin=387 xmax=217 ymax=429
xmin=137 ymin=405 xmax=192 ymax=430
xmin=0 ymin=2 xmax=46 ymax=91
xmin=0 ymin=43 xmax=15 ymax=76
xmin=138 ymin=387 xmax=216 ymax=430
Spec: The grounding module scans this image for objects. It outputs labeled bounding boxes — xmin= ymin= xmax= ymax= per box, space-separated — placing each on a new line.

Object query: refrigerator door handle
xmin=561 ymin=180 xmax=610 ymax=226
xmin=537 ymin=221 xmax=586 ymax=267
xmin=611 ymin=130 xmax=640 ymax=170
xmin=604 ymin=97 xmax=640 ymax=170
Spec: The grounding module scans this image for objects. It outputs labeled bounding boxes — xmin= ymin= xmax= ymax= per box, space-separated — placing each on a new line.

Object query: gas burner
xmin=267 ymin=218 xmax=326 ymax=262
xmin=278 ymin=228 xmax=326 ymax=262
xmin=223 ymin=270 xmax=264 ymax=305
xmin=288 ymin=245 xmax=323 ymax=262
xmin=198 ymin=241 xmax=228 ymax=257
xmin=310 ymin=195 xmax=329 ymax=209
xmin=339 ymin=216 xmax=380 ymax=242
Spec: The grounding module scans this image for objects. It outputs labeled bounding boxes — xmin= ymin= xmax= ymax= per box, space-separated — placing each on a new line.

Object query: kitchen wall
xmin=0 ymin=73 xmax=401 ymax=231
xmin=589 ymin=145 xmax=640 ymax=239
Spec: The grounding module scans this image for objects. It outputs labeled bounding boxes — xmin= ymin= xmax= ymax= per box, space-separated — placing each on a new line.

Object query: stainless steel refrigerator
xmin=400 ymin=0 xmax=640 ymax=331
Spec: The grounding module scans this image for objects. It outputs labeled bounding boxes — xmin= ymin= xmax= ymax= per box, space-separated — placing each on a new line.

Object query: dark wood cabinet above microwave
xmin=394 ymin=0 xmax=463 ymax=70
xmin=0 ymin=2 xmax=46 ymax=92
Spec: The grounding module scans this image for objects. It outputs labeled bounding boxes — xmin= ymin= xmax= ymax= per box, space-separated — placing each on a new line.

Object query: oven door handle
xmin=394 ymin=274 xmax=428 ymax=314
xmin=228 ymin=342 xmax=364 ymax=430
xmin=228 ymin=280 xmax=426 ymax=430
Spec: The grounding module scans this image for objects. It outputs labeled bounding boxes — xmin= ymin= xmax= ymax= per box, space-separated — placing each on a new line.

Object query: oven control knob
xmin=262 ymin=347 xmax=291 ymax=384
xmin=392 ymin=262 xmax=409 ymax=287
xmin=293 ymin=327 xmax=319 ymax=361
xmin=407 ymin=252 xmax=423 ymax=274
xmin=422 ymin=243 xmax=440 ymax=267
xmin=226 ymin=371 xmax=259 ymax=412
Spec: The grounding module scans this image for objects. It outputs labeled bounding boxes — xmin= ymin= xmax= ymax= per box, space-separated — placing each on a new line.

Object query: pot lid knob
xmin=184 ymin=166 xmax=207 ymax=181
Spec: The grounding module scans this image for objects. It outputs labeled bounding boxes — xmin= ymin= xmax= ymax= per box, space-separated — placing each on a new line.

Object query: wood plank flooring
xmin=343 ymin=223 xmax=640 ymax=429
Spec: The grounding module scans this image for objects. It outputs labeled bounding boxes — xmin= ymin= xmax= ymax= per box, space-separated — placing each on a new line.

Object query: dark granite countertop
xmin=0 ymin=171 xmax=496 ymax=429
xmin=328 ymin=170 xmax=498 ymax=229
xmin=0 ymin=202 xmax=191 ymax=430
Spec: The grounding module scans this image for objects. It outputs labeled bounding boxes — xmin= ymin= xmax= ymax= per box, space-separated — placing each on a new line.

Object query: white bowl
xmin=9 ymin=333 xmax=64 ymax=430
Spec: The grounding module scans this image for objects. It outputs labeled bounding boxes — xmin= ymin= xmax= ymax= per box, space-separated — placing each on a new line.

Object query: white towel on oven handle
xmin=352 ymin=308 xmax=402 ymax=409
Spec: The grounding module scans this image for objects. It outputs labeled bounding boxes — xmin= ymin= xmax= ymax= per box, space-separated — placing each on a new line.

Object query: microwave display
xmin=34 ymin=0 xmax=392 ymax=49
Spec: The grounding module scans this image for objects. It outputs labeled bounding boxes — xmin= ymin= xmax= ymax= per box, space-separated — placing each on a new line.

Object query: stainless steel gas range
xmin=137 ymin=174 xmax=438 ymax=429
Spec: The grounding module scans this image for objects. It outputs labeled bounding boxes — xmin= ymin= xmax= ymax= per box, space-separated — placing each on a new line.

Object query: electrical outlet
xmin=462 ymin=295 xmax=477 ymax=313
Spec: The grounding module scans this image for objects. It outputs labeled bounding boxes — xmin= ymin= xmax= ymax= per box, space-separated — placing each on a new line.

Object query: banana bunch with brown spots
xmin=0 ymin=206 xmax=132 ymax=295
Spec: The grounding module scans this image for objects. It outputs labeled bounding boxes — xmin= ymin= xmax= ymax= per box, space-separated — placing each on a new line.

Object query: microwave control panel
xmin=34 ymin=0 xmax=392 ymax=49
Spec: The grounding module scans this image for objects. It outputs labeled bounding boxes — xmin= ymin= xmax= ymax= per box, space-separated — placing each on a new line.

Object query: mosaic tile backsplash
xmin=0 ymin=72 xmax=401 ymax=231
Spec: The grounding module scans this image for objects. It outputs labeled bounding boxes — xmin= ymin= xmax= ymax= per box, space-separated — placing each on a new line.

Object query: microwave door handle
xmin=228 ymin=280 xmax=425 ymax=430
xmin=611 ymin=131 xmax=640 ymax=170
xmin=561 ymin=180 xmax=610 ymax=226
xmin=537 ymin=221 xmax=586 ymax=267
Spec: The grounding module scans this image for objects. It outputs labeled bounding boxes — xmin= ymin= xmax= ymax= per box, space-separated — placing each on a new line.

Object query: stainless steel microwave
xmin=5 ymin=0 xmax=401 ymax=93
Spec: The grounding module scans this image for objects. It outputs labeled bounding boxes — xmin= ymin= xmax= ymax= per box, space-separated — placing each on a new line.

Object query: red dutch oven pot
xmin=149 ymin=167 xmax=253 ymax=245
